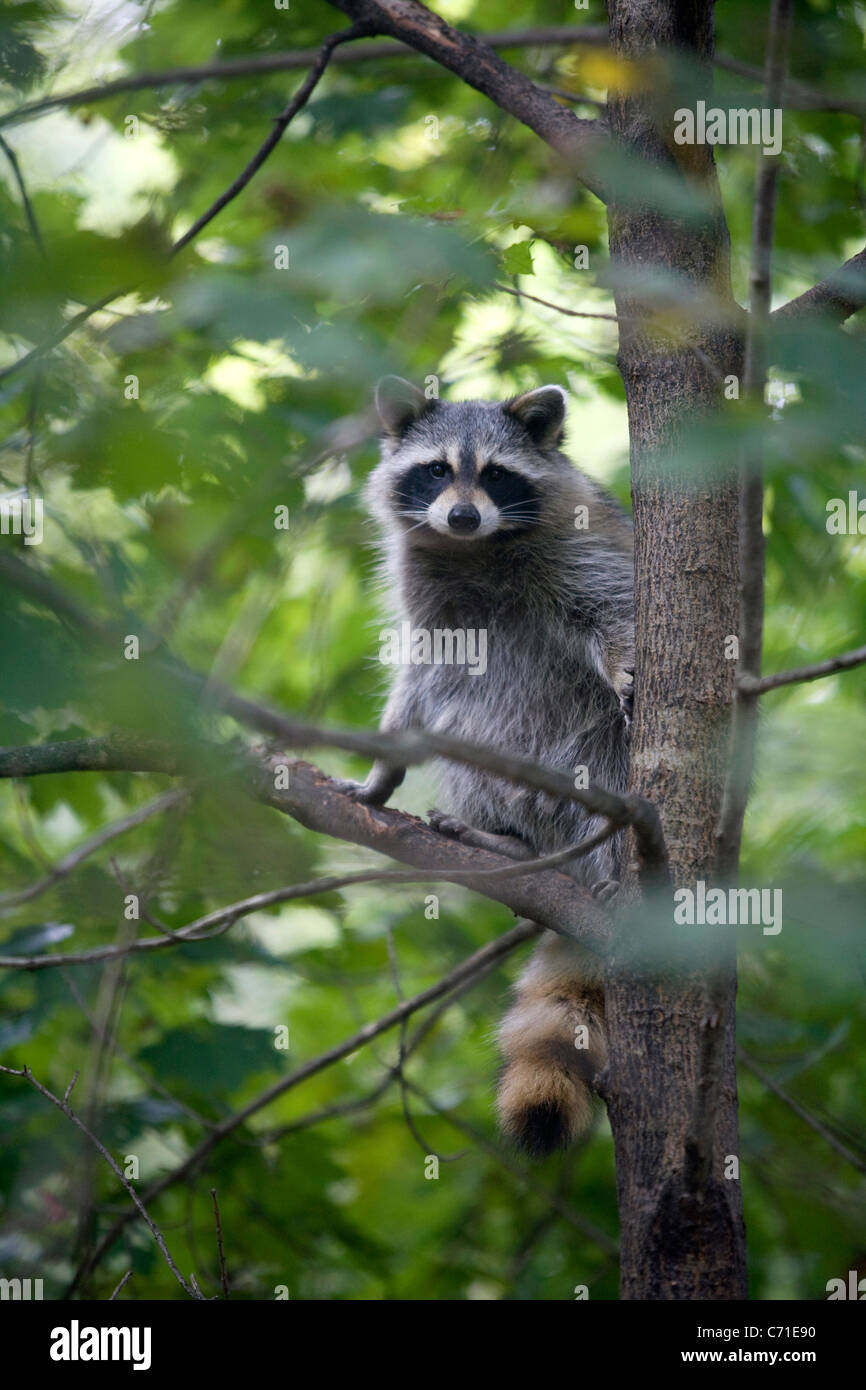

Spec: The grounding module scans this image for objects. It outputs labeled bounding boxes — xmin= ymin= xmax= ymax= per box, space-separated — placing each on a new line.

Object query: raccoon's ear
xmin=375 ymin=376 xmax=430 ymax=437
xmin=504 ymin=385 xmax=567 ymax=447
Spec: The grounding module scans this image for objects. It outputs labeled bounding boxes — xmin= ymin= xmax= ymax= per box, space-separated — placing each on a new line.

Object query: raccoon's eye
xmin=428 ymin=461 xmax=449 ymax=479
xmin=485 ymin=465 xmax=506 ymax=482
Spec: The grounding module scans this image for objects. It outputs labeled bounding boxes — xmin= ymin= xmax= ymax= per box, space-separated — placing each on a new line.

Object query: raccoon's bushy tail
xmin=497 ymin=931 xmax=606 ymax=1157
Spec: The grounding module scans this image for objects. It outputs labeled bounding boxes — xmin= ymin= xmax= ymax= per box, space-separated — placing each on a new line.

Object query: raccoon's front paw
xmin=617 ymin=668 xmax=634 ymax=723
xmin=428 ymin=808 xmax=469 ymax=840
xmin=329 ymin=776 xmax=389 ymax=806
xmin=330 ymin=760 xmax=405 ymax=807
xmin=591 ymin=878 xmax=620 ymax=904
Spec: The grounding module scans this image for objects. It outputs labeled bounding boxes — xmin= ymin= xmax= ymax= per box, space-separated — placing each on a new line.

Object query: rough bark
xmin=603 ymin=0 xmax=747 ymax=1298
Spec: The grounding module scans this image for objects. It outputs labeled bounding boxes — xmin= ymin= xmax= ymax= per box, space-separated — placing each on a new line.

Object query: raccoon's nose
xmin=447 ymin=503 xmax=481 ymax=533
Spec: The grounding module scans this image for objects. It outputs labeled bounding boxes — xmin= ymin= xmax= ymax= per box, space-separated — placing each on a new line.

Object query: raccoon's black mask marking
xmin=393 ymin=463 xmax=450 ymax=516
xmin=393 ymin=461 xmax=540 ymax=534
xmin=478 ymin=465 xmax=540 ymax=527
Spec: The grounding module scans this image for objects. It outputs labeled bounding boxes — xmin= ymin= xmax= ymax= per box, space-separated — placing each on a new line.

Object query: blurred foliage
xmin=0 ymin=0 xmax=864 ymax=1301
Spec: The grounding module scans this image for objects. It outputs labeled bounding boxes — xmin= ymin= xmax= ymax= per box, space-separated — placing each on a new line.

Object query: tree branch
xmin=0 ymin=133 xmax=46 ymax=258
xmin=738 ymin=1050 xmax=866 ymax=1176
xmin=0 ymin=740 xmax=612 ymax=958
xmin=0 ymin=290 xmax=125 ymax=387
xmin=259 ymin=939 xmax=523 ymax=1144
xmin=323 ymin=0 xmax=610 ymax=199
xmin=737 ymin=642 xmax=866 ymax=695
xmin=1 ymin=27 xmax=855 ymax=131
xmin=708 ymin=0 xmax=793 ymax=1203
xmin=0 ymin=788 xmax=185 ymax=915
xmin=0 ymin=548 xmax=670 ymax=886
xmin=717 ymin=0 xmax=793 ymax=877
xmin=494 ymin=282 xmax=620 ymax=322
xmin=209 ymin=1190 xmax=230 ymax=1299
xmin=109 ymin=1270 xmax=132 ymax=1300
xmin=0 ymin=28 xmax=368 ymax=386
xmin=65 ymin=916 xmax=539 ymax=1294
xmin=172 ymin=25 xmax=367 ymax=255
xmin=403 ymin=1075 xmax=618 ymax=1255
xmin=771 ymin=245 xmax=866 ymax=325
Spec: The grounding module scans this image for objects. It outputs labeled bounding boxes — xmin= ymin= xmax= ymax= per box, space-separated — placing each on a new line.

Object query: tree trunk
xmin=602 ymin=0 xmax=748 ymax=1298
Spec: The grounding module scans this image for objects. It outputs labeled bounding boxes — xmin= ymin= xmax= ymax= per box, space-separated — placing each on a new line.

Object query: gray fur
xmin=353 ymin=380 xmax=634 ymax=1152
xmin=363 ymin=381 xmax=633 ymax=886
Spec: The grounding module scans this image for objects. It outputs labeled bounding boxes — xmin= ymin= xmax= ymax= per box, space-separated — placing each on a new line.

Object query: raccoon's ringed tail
xmin=496 ymin=942 xmax=607 ymax=1157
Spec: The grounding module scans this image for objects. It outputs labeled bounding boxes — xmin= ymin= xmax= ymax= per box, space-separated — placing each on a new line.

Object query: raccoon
xmin=343 ymin=376 xmax=633 ymax=1156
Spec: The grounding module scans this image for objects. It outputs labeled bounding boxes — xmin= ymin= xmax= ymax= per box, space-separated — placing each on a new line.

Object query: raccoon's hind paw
xmin=591 ymin=877 xmax=620 ymax=904
xmin=428 ymin=811 xmax=535 ymax=863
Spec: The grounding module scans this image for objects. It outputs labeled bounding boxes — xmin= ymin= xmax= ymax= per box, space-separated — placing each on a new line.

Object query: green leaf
xmin=501 ymin=241 xmax=535 ymax=277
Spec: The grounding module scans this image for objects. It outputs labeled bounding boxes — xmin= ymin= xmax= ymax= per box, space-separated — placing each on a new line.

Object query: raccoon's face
xmin=371 ymin=377 xmax=570 ymax=547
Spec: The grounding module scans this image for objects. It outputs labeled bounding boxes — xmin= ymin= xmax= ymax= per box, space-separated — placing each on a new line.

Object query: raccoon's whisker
xmin=399 ymin=514 xmax=433 ymax=534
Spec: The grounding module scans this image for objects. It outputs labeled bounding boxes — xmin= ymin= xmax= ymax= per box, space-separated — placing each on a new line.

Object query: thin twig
xmin=717 ymin=0 xmax=793 ymax=877
xmin=385 ymin=928 xmax=467 ymax=1163
xmin=107 ymin=853 xmax=190 ymax=944
xmin=0 ymin=1063 xmax=205 ymax=1299
xmin=0 ymin=789 xmax=185 ymax=914
xmin=738 ymin=642 xmax=866 ymax=695
xmin=108 ymin=1270 xmax=132 ymax=1300
xmin=0 ymin=28 xmax=608 ymax=129
xmin=260 ymin=934 xmax=534 ymax=1144
xmin=210 ymin=1189 xmax=230 ymax=1298
xmin=738 ymin=1050 xmax=866 ymax=1176
xmin=496 ymin=280 xmax=731 ymax=389
xmin=64 ymin=918 xmax=539 ymax=1295
xmin=0 ymin=132 xmax=46 ymax=258
xmin=0 ymin=28 xmax=367 ymax=386
xmin=0 ymin=28 xmax=855 ymax=131
xmin=403 ymin=1077 xmax=618 ymax=1255
xmin=0 ymin=289 xmax=126 ymax=387
xmin=495 ymin=282 xmax=620 ymax=321
xmin=61 ymin=969 xmax=213 ymax=1128
xmin=171 ymin=26 xmax=367 ymax=255
xmin=705 ymin=0 xmax=794 ymax=1200
xmin=0 ymin=130 xmax=47 ymax=491
xmin=0 ymin=825 xmax=607 ymax=971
